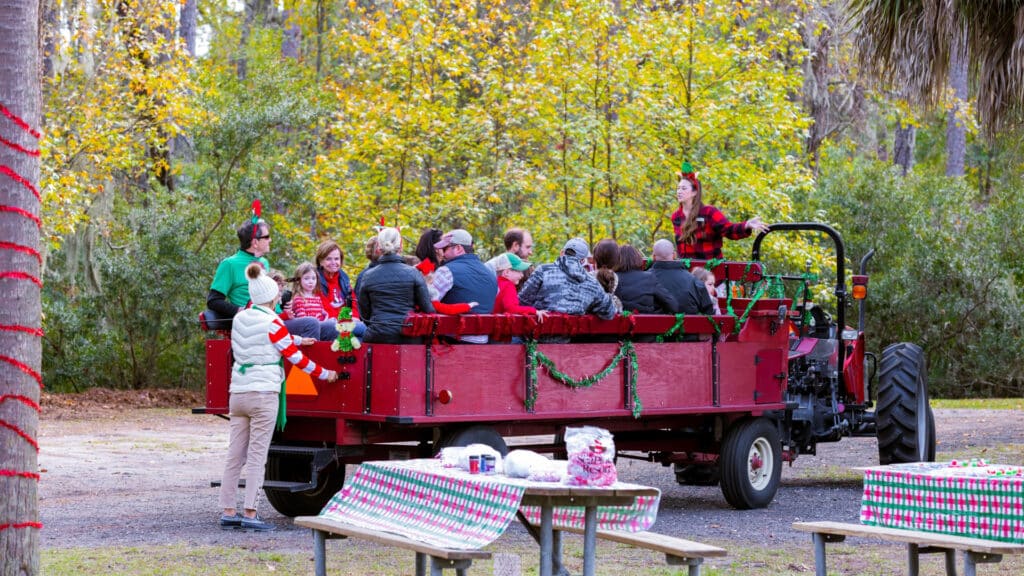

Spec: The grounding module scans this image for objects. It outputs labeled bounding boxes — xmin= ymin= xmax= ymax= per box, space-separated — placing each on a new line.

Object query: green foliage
xmin=43 ymin=209 xmax=214 ymax=391
xmin=811 ymin=147 xmax=1024 ymax=397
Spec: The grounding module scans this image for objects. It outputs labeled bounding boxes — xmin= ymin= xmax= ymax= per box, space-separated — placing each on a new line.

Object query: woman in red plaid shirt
xmin=670 ymin=164 xmax=770 ymax=260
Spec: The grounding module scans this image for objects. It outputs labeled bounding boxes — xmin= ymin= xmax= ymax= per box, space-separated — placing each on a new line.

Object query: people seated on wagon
xmin=519 ymin=238 xmax=617 ymax=342
xmin=690 ymin=266 xmax=722 ymax=315
xmin=431 ymin=229 xmax=498 ymax=343
xmin=206 ymin=218 xmax=321 ymax=340
xmin=354 ymin=235 xmax=380 ymax=294
xmin=613 ymin=244 xmax=677 ymax=342
xmin=490 ymin=253 xmax=547 ymax=319
xmin=670 ymin=162 xmax=769 ymax=260
xmin=412 ymin=227 xmax=479 ymax=316
xmin=591 ymin=238 xmax=623 ymax=314
xmin=288 ymin=262 xmax=330 ymax=322
xmin=649 ymin=239 xmax=714 ymax=315
xmin=357 ymin=227 xmax=435 ymax=344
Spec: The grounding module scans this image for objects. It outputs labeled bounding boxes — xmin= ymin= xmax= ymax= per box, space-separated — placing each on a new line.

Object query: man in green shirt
xmin=207 ymin=219 xmax=321 ymax=339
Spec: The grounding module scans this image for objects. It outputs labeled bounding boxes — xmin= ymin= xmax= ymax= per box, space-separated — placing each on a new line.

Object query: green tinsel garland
xmin=524 ymin=339 xmax=643 ymax=418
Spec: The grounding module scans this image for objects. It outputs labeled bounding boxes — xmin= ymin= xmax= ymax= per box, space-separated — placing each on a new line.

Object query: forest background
xmin=39 ymin=0 xmax=1024 ymax=398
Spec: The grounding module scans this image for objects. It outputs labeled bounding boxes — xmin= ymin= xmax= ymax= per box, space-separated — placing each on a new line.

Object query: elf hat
xmin=679 ymin=161 xmax=701 ymax=191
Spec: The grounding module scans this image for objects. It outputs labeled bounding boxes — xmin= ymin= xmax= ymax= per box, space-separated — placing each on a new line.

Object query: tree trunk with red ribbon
xmin=0 ymin=1 xmax=43 ymax=574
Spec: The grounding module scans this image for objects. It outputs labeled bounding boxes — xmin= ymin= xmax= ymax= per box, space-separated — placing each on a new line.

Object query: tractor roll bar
xmin=751 ymin=222 xmax=847 ymax=376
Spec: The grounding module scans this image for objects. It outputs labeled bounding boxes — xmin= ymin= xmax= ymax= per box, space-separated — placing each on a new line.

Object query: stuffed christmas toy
xmin=331 ymin=307 xmax=361 ymax=352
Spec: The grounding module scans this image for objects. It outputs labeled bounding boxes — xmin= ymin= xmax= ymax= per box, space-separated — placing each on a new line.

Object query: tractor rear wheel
xmin=877 ymin=342 xmax=936 ymax=465
xmin=719 ymin=418 xmax=781 ymax=509
xmin=263 ymin=453 xmax=346 ymax=517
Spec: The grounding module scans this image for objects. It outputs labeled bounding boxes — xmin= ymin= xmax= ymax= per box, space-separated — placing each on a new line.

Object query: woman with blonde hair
xmin=356 ymin=228 xmax=435 ymax=343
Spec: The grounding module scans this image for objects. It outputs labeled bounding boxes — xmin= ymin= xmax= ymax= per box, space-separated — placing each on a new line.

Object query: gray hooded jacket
xmin=519 ymin=256 xmax=617 ymax=320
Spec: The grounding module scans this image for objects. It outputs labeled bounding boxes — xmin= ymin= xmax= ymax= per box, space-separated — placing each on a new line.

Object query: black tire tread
xmin=877 ymin=342 xmax=935 ymax=465
xmin=718 ymin=418 xmax=781 ymax=510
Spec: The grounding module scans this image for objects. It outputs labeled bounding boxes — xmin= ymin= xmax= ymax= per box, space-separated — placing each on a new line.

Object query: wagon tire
xmin=437 ymin=425 xmax=508 ymax=456
xmin=876 ymin=342 xmax=935 ymax=465
xmin=719 ymin=418 xmax=781 ymax=509
xmin=263 ymin=454 xmax=346 ymax=517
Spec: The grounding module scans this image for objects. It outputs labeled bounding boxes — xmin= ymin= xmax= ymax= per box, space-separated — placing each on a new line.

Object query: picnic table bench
xmin=793 ymin=521 xmax=1024 ymax=576
xmin=295 ymin=516 xmax=492 ymax=576
xmin=527 ymin=521 xmax=726 ymax=576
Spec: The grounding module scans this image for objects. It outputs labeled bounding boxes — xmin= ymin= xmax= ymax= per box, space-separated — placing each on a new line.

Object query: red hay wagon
xmin=199 ymin=223 xmax=934 ymax=516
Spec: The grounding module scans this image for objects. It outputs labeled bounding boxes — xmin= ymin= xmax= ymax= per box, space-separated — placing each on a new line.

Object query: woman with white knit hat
xmin=218 ymin=263 xmax=337 ymax=531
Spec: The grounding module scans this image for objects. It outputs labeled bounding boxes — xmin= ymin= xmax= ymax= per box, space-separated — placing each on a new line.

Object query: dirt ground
xmin=36 ymin=390 xmax=1024 ymax=556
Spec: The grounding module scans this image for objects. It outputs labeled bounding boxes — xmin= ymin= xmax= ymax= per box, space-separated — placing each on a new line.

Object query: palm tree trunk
xmin=893 ymin=118 xmax=915 ymax=176
xmin=945 ymin=38 xmax=968 ymax=177
xmin=0 ymin=1 xmax=42 ymax=573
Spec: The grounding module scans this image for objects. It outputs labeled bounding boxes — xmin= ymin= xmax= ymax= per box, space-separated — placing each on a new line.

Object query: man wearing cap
xmin=649 ymin=238 xmax=715 ymax=317
xmin=432 ymin=229 xmax=498 ymax=343
xmin=519 ymin=238 xmax=617 ymax=334
xmin=206 ymin=219 xmax=321 ymax=340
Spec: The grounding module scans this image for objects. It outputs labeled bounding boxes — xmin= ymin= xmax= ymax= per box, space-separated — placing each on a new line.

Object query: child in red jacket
xmin=490 ymin=253 xmax=547 ymax=321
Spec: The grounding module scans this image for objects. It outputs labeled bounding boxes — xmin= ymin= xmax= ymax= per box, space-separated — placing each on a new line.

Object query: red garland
xmin=0 ymin=271 xmax=42 ymax=288
xmin=0 ymin=100 xmax=43 ymax=534
xmin=0 ymin=103 xmax=41 ymax=139
xmin=0 ymin=355 xmax=42 ymax=387
xmin=0 ymin=204 xmax=41 ymax=227
xmin=0 ymin=164 xmax=41 ymax=200
xmin=0 ymin=240 xmax=42 ymax=263
xmin=0 ymin=522 xmax=44 ymax=531
xmin=0 ymin=470 xmax=40 ymax=480
xmin=0 ymin=133 xmax=39 ymax=157
xmin=0 ymin=324 xmax=44 ymax=337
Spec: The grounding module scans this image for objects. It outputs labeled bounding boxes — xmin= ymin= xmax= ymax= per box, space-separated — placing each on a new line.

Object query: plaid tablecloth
xmin=319 ymin=459 xmax=660 ymax=549
xmin=861 ymin=461 xmax=1024 ymax=543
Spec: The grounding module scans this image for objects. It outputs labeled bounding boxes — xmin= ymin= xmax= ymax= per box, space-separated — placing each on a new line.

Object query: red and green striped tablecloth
xmin=860 ymin=461 xmax=1024 ymax=543
xmin=318 ymin=459 xmax=660 ymax=550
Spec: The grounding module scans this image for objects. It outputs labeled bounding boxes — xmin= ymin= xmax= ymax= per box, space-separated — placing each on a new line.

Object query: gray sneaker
xmin=240 ymin=515 xmax=276 ymax=532
xmin=219 ymin=513 xmax=242 ymax=529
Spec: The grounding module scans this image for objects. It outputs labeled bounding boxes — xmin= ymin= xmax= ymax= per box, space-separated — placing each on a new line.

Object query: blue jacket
xmin=440 ymin=254 xmax=497 ymax=314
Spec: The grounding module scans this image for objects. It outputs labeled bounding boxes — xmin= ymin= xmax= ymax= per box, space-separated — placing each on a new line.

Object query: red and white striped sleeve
xmin=268 ymin=317 xmax=326 ymax=379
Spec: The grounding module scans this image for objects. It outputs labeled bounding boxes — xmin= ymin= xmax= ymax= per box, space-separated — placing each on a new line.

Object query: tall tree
xmin=945 ymin=36 xmax=969 ymax=177
xmin=0 ymin=1 xmax=43 ymax=574
xmin=849 ymin=0 xmax=1024 ymax=133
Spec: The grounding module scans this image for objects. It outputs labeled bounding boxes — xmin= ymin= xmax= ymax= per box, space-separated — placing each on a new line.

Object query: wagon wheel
xmin=436 ymin=425 xmax=509 ymax=456
xmin=876 ymin=342 xmax=936 ymax=465
xmin=719 ymin=418 xmax=782 ymax=509
xmin=263 ymin=453 xmax=346 ymax=518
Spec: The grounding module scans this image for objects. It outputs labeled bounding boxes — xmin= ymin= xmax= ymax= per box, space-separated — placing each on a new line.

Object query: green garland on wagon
xmin=524 ymin=339 xmax=643 ymax=418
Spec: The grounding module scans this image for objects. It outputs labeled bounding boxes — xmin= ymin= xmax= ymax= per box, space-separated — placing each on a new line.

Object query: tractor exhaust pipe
xmin=858 ymin=249 xmax=876 ymax=332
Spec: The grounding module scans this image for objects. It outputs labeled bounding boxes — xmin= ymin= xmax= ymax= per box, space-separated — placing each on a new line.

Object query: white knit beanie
xmin=246 ymin=263 xmax=279 ymax=306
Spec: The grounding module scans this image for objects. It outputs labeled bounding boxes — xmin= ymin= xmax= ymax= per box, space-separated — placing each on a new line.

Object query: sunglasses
xmin=256 ymin=234 xmax=271 ymax=240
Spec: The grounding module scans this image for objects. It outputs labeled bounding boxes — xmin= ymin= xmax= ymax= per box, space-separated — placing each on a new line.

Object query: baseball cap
xmin=434 ymin=229 xmax=473 ymax=249
xmin=562 ymin=237 xmax=590 ymax=259
xmin=491 ymin=253 xmax=531 ymax=272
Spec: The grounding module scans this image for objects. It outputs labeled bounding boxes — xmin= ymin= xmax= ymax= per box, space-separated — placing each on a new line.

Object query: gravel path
xmin=38 ymin=407 xmax=1024 ymax=551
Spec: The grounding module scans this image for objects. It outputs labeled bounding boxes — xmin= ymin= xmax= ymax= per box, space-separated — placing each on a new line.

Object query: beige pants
xmin=219 ymin=391 xmax=279 ymax=511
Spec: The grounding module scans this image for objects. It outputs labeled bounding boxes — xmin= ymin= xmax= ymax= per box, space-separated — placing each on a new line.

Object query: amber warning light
xmin=851 ymin=275 xmax=869 ymax=300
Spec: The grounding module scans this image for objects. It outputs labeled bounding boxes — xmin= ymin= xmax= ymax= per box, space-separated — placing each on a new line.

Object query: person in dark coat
xmin=648 ymin=239 xmax=715 ymax=315
xmin=614 ymin=244 xmax=677 ymax=314
xmin=357 ymin=228 xmax=435 ymax=344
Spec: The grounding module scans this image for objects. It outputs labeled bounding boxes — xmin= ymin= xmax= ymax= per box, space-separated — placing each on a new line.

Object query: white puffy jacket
xmin=230 ymin=307 xmax=284 ymax=394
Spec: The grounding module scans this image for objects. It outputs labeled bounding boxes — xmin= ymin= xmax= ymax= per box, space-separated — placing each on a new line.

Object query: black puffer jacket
xmin=614 ymin=269 xmax=677 ymax=314
xmin=648 ymin=260 xmax=714 ymax=315
xmin=356 ymin=254 xmax=435 ymax=343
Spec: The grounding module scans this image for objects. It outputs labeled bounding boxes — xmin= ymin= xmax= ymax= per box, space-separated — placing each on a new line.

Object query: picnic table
xmin=310 ymin=458 xmax=661 ymax=576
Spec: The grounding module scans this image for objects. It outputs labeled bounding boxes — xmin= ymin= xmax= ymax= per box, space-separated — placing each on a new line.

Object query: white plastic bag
xmin=564 ymin=426 xmax=617 ymax=486
xmin=504 ymin=450 xmax=550 ymax=478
